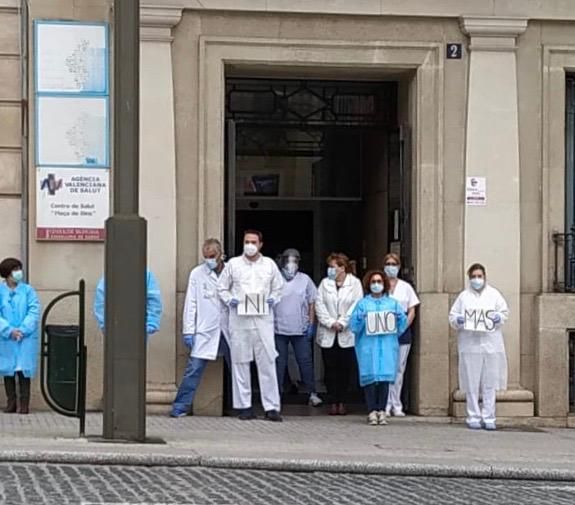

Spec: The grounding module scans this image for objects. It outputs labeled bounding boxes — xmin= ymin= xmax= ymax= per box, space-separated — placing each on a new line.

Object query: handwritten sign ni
xmin=464 ymin=309 xmax=497 ymax=332
xmin=366 ymin=311 xmax=397 ymax=336
xmin=237 ymin=293 xmax=269 ymax=316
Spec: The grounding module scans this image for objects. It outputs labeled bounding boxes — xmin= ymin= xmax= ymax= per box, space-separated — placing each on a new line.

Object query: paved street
xmin=2 ymin=463 xmax=575 ymax=505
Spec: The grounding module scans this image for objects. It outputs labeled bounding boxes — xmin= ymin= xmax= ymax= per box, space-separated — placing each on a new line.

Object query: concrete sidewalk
xmin=1 ymin=412 xmax=575 ymax=480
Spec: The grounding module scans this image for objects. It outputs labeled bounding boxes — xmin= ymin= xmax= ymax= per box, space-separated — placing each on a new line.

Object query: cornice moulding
xmin=460 ymin=17 xmax=528 ymax=38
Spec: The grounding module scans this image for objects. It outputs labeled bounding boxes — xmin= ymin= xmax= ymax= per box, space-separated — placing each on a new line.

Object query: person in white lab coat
xmin=449 ymin=263 xmax=509 ymax=431
xmin=315 ymin=252 xmax=363 ymax=416
xmin=383 ymin=253 xmax=420 ymax=417
xmin=170 ymin=239 xmax=230 ymax=417
xmin=274 ymin=248 xmax=322 ymax=407
xmin=218 ymin=230 xmax=284 ymax=422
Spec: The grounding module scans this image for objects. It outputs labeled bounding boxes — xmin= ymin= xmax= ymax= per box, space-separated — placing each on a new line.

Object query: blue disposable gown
xmin=93 ymin=270 xmax=163 ymax=338
xmin=350 ymin=294 xmax=408 ymax=387
xmin=0 ymin=282 xmax=41 ymax=378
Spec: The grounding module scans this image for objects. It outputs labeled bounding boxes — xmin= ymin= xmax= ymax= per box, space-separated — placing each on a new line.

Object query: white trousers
xmin=231 ymin=338 xmax=280 ymax=412
xmin=460 ymin=353 xmax=498 ymax=424
xmin=387 ymin=343 xmax=411 ymax=413
xmin=466 ymin=387 xmax=496 ymax=425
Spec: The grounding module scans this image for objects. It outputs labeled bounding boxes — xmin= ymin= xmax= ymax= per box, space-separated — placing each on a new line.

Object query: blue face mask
xmin=11 ymin=270 xmax=23 ymax=283
xmin=327 ymin=267 xmax=337 ymax=281
xmin=204 ymin=258 xmax=218 ymax=270
xmin=384 ymin=265 xmax=399 ymax=279
xmin=470 ymin=277 xmax=485 ymax=290
xmin=370 ymin=282 xmax=384 ymax=294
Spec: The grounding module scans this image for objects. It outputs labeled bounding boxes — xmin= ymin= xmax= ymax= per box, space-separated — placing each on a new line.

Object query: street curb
xmin=0 ymin=450 xmax=575 ymax=481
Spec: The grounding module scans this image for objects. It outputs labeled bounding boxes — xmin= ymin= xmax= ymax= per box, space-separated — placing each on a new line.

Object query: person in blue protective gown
xmin=350 ymin=270 xmax=407 ymax=426
xmin=93 ymin=270 xmax=163 ymax=341
xmin=0 ymin=258 xmax=41 ymax=415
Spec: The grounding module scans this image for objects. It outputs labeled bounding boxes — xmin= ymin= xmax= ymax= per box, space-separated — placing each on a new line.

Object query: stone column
xmin=455 ymin=17 xmax=533 ymax=417
xmin=139 ymin=6 xmax=182 ymax=413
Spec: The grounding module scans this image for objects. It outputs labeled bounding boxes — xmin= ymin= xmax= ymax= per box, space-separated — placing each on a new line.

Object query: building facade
xmin=1 ymin=0 xmax=575 ymax=422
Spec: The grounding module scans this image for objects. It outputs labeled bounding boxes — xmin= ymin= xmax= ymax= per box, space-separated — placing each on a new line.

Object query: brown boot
xmin=17 ymin=374 xmax=30 ymax=415
xmin=3 ymin=376 xmax=16 ymax=413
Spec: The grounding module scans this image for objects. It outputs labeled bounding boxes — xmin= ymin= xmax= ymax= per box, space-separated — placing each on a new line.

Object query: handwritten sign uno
xmin=366 ymin=311 xmax=397 ymax=336
xmin=237 ymin=293 xmax=269 ymax=316
xmin=464 ymin=309 xmax=497 ymax=332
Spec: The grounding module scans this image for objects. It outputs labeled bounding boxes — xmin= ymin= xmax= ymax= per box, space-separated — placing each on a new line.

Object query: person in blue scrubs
xmin=350 ymin=270 xmax=407 ymax=426
xmin=0 ymin=258 xmax=41 ymax=414
xmin=93 ymin=270 xmax=162 ymax=341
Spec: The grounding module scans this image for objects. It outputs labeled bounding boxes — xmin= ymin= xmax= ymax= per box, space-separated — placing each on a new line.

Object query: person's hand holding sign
xmin=456 ymin=316 xmax=465 ymax=328
xmin=229 ymin=298 xmax=239 ymax=308
xmin=266 ymin=298 xmax=275 ymax=308
xmin=490 ymin=313 xmax=501 ymax=325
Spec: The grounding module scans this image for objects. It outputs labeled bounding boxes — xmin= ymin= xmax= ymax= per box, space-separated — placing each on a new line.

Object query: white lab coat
xmin=182 ymin=263 xmax=229 ymax=361
xmin=449 ymin=284 xmax=509 ymax=393
xmin=217 ymin=254 xmax=284 ymax=364
xmin=315 ymin=274 xmax=364 ymax=348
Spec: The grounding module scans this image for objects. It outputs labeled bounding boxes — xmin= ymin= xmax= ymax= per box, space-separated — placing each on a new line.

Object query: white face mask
xmin=244 ymin=243 xmax=258 ymax=257
xmin=204 ymin=258 xmax=218 ymax=270
xmin=384 ymin=265 xmax=399 ymax=279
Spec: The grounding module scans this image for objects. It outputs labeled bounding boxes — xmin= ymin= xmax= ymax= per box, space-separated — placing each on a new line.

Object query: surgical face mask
xmin=470 ymin=277 xmax=485 ymax=290
xmin=204 ymin=258 xmax=218 ymax=270
xmin=11 ymin=270 xmax=23 ymax=283
xmin=327 ymin=267 xmax=337 ymax=280
xmin=283 ymin=261 xmax=298 ymax=280
xmin=384 ymin=265 xmax=399 ymax=279
xmin=243 ymin=243 xmax=258 ymax=257
xmin=370 ymin=282 xmax=384 ymax=294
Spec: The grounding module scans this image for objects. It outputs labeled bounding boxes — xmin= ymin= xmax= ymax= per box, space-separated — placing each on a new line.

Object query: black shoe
xmin=264 ymin=410 xmax=283 ymax=422
xmin=238 ymin=408 xmax=256 ymax=420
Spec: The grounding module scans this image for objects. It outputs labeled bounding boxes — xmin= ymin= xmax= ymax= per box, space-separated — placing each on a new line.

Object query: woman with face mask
xmin=349 ymin=271 xmax=407 ymax=425
xmin=0 ymin=258 xmax=41 ymax=414
xmin=449 ymin=263 xmax=509 ymax=431
xmin=382 ymin=253 xmax=420 ymax=417
xmin=315 ymin=253 xmax=363 ymax=415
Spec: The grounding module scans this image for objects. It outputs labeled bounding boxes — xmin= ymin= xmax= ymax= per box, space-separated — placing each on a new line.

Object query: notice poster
xmin=35 ymin=22 xmax=108 ymax=94
xmin=465 ymin=177 xmax=487 ymax=206
xmin=237 ymin=293 xmax=270 ymax=316
xmin=463 ymin=308 xmax=497 ymax=333
xmin=366 ymin=311 xmax=397 ymax=336
xmin=36 ymin=168 xmax=109 ymax=241
xmin=37 ymin=96 xmax=108 ymax=167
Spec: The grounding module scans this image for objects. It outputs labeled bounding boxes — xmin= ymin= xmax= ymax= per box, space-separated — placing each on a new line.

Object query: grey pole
xmin=103 ymin=0 xmax=147 ymax=442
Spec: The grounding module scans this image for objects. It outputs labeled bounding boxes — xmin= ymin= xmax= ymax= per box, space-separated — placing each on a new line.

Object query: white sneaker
xmin=394 ymin=410 xmax=406 ymax=417
xmin=308 ymin=392 xmax=323 ymax=407
xmin=368 ymin=411 xmax=379 ymax=426
xmin=377 ymin=411 xmax=388 ymax=425
xmin=385 ymin=407 xmax=392 ymax=416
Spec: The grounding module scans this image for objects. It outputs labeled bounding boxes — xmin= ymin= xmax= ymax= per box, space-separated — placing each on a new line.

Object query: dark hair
xmin=362 ymin=270 xmax=390 ymax=294
xmin=326 ymin=252 xmax=353 ymax=274
xmin=467 ymin=263 xmax=486 ymax=278
xmin=243 ymin=229 xmax=263 ymax=242
xmin=0 ymin=258 xmax=22 ymax=279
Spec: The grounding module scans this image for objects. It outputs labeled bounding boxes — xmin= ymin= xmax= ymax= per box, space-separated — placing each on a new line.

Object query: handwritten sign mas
xmin=464 ymin=309 xmax=497 ymax=332
xmin=237 ymin=293 xmax=269 ymax=316
xmin=366 ymin=311 xmax=397 ymax=336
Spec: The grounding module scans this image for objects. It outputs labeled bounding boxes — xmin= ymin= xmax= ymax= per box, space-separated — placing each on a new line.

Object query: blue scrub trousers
xmin=275 ymin=334 xmax=315 ymax=394
xmin=364 ymin=382 xmax=390 ymax=412
xmin=171 ymin=336 xmax=230 ymax=416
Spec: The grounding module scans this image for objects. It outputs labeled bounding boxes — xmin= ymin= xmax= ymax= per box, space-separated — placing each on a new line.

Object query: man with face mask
xmin=170 ymin=238 xmax=230 ymax=417
xmin=274 ymin=249 xmax=321 ymax=407
xmin=217 ymin=230 xmax=284 ymax=421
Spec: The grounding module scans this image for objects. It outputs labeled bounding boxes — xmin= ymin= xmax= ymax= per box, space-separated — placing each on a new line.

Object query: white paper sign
xmin=36 ymin=168 xmax=109 ymax=241
xmin=237 ymin=293 xmax=270 ymax=316
xmin=465 ymin=176 xmax=487 ymax=206
xmin=464 ymin=308 xmax=497 ymax=333
xmin=36 ymin=22 xmax=107 ymax=94
xmin=366 ymin=311 xmax=397 ymax=336
xmin=37 ymin=96 xmax=108 ymax=167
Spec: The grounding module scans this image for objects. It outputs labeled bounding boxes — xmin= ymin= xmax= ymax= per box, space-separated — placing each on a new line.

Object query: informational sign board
xmin=36 ymin=168 xmax=109 ymax=241
xmin=464 ymin=308 xmax=497 ymax=333
xmin=465 ymin=177 xmax=487 ymax=206
xmin=366 ymin=311 xmax=397 ymax=336
xmin=237 ymin=293 xmax=270 ymax=316
xmin=34 ymin=20 xmax=109 ymax=241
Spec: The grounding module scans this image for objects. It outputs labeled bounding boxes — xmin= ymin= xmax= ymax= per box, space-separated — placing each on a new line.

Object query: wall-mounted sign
xmin=34 ymin=20 xmax=110 ymax=241
xmin=446 ymin=43 xmax=463 ymax=60
xmin=465 ymin=176 xmax=487 ymax=206
xmin=36 ymin=168 xmax=109 ymax=241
